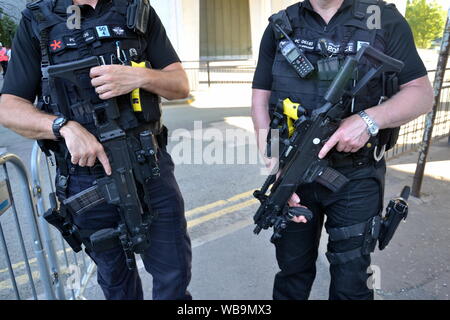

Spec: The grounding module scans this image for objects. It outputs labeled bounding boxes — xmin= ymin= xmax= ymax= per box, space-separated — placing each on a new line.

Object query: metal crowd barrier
xmin=0 ymin=152 xmax=55 ymax=300
xmin=0 ymin=145 xmax=97 ymax=300
xmin=30 ymin=143 xmax=97 ymax=300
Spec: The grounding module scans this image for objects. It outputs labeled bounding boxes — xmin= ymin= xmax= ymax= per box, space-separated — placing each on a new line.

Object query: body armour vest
xmin=24 ymin=0 xmax=159 ymax=135
xmin=269 ymin=0 xmax=389 ymax=117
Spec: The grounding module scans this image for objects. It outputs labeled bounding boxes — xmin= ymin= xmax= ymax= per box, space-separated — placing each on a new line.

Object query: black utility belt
xmin=329 ymin=154 xmax=377 ymax=169
xmin=66 ymin=162 xmax=106 ymax=176
xmin=129 ymin=121 xmax=163 ymax=136
xmin=329 ymin=137 xmax=382 ymax=169
xmin=63 ymin=122 xmax=165 ymax=176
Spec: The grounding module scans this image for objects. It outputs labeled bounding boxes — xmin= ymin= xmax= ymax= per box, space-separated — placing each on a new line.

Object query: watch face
xmin=55 ymin=118 xmax=66 ymax=127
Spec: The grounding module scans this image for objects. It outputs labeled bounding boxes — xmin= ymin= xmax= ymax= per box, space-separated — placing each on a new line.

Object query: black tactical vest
xmin=269 ymin=0 xmax=389 ymax=117
xmin=24 ymin=0 xmax=159 ymax=135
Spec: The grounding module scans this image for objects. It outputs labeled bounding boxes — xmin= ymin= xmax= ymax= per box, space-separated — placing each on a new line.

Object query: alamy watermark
xmin=66 ymin=264 xmax=82 ymax=290
xmin=367 ymin=5 xmax=382 ymax=30
xmin=66 ymin=5 xmax=81 ymax=30
xmin=367 ymin=265 xmax=382 ymax=290
xmin=169 ymin=122 xmax=280 ymax=175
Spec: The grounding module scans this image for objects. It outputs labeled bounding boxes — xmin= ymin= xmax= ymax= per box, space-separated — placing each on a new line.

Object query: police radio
xmin=274 ymin=24 xmax=314 ymax=78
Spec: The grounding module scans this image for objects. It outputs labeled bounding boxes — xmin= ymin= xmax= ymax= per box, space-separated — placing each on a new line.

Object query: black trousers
xmin=273 ymin=162 xmax=386 ymax=300
xmin=67 ymin=150 xmax=192 ymax=300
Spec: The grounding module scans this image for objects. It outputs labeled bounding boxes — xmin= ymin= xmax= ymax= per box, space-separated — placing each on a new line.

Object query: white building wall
xmin=249 ymin=0 xmax=297 ymax=60
xmin=151 ymin=0 xmax=200 ymax=90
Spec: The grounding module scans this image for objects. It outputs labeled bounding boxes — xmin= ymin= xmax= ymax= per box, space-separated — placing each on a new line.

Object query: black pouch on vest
xmin=317 ymin=56 xmax=341 ymax=81
xmin=129 ymin=60 xmax=162 ymax=123
xmin=138 ymin=90 xmax=162 ymax=123
xmin=378 ymin=73 xmax=401 ymax=151
xmin=269 ymin=10 xmax=293 ymax=40
xmin=127 ymin=0 xmax=150 ymax=35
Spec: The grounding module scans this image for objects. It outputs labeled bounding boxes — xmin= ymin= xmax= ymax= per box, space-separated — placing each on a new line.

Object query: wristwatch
xmin=358 ymin=111 xmax=379 ymax=137
xmin=52 ymin=116 xmax=68 ymax=140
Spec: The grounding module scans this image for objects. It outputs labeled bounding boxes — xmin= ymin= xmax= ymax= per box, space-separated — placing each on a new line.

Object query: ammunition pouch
xmin=378 ymin=72 xmax=401 ymax=151
xmin=378 ymin=127 xmax=400 ymax=152
xmin=127 ymin=0 xmax=150 ymax=35
xmin=134 ymin=89 xmax=162 ymax=123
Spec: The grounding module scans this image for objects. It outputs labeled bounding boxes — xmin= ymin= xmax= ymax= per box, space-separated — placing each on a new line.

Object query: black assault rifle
xmin=44 ymin=56 xmax=159 ymax=269
xmin=253 ymin=45 xmax=404 ymax=243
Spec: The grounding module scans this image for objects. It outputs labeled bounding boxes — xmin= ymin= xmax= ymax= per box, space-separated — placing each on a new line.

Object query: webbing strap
xmin=285 ymin=2 xmax=302 ymax=31
xmin=326 ymin=247 xmax=364 ymax=265
xmin=28 ymin=7 xmax=52 ymax=73
xmin=327 ymin=221 xmax=367 ymax=242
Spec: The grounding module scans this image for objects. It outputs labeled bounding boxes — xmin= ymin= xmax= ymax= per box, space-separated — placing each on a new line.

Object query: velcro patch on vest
xmin=110 ymin=26 xmax=127 ymax=37
xmin=83 ymin=29 xmax=96 ymax=43
xmin=293 ymin=39 xmax=316 ymax=52
xmin=317 ymin=40 xmax=356 ymax=53
xmin=287 ymin=38 xmax=358 ymax=54
xmin=95 ymin=26 xmax=111 ymax=38
xmin=315 ymin=39 xmax=358 ymax=54
xmin=357 ymin=41 xmax=371 ymax=51
xmin=64 ymin=36 xmax=78 ymax=49
xmin=49 ymin=39 xmax=64 ymax=53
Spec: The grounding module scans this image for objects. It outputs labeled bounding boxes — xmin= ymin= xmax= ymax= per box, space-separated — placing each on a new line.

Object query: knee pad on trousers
xmin=326 ymin=216 xmax=381 ymax=265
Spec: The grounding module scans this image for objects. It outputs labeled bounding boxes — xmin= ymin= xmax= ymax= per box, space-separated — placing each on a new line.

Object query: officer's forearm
xmin=252 ymin=89 xmax=272 ymax=154
xmin=365 ymin=76 xmax=434 ymax=129
xmin=0 ymin=94 xmax=57 ymax=140
xmin=138 ymin=63 xmax=190 ymax=101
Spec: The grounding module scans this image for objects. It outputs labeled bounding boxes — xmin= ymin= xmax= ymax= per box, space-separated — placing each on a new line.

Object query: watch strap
xmin=358 ymin=111 xmax=378 ymax=136
xmin=52 ymin=117 xmax=68 ymax=140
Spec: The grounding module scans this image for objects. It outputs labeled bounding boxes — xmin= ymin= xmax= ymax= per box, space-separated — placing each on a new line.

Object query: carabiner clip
xmin=374 ymin=144 xmax=386 ymax=162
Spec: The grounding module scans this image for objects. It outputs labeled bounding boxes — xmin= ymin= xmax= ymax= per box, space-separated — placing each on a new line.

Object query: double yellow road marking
xmin=186 ymin=190 xmax=257 ymax=228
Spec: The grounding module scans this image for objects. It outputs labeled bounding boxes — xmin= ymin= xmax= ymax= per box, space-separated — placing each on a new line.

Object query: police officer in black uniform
xmin=0 ymin=0 xmax=192 ymax=300
xmin=252 ymin=0 xmax=433 ymax=300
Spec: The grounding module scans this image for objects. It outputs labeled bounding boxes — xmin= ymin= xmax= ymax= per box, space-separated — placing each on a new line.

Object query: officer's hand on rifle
xmin=265 ymin=157 xmax=309 ymax=224
xmin=318 ymin=114 xmax=370 ymax=159
xmin=90 ymin=65 xmax=139 ymax=100
xmin=287 ymin=192 xmax=309 ymax=224
xmin=60 ymin=121 xmax=112 ymax=175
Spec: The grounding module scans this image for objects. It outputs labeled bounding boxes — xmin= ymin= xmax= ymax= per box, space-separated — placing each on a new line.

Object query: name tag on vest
xmin=315 ymin=39 xmax=358 ymax=54
xmin=64 ymin=36 xmax=78 ymax=48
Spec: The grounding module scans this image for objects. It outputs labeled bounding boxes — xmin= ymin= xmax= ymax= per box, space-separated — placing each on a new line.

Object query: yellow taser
xmin=282 ymin=98 xmax=302 ymax=137
xmin=131 ymin=61 xmax=148 ymax=112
